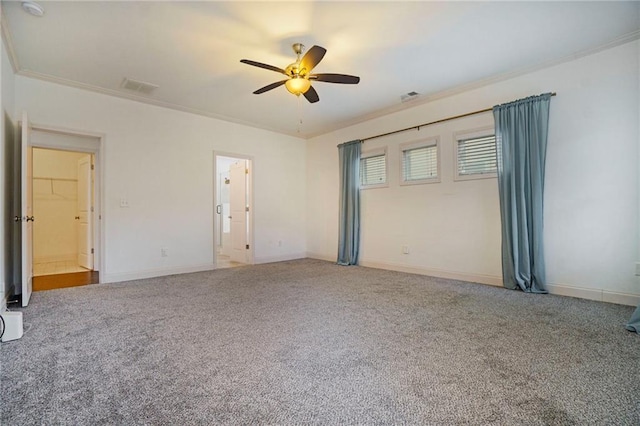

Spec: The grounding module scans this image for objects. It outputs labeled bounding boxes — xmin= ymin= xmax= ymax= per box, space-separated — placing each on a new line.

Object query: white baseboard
xmin=602 ymin=291 xmax=640 ymax=306
xmin=307 ymin=254 xmax=640 ymax=307
xmin=101 ymin=263 xmax=215 ymax=284
xmin=306 ymin=254 xmax=503 ymax=288
xmin=254 ymin=252 xmax=307 ymax=265
xmin=306 ymin=252 xmax=335 ymax=262
xmin=359 ymin=259 xmax=504 ymax=287
xmin=546 ymin=283 xmax=640 ymax=307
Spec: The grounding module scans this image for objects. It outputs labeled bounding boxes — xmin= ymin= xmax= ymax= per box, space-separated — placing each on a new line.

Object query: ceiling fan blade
xmin=240 ymin=59 xmax=287 ymax=76
xmin=310 ymin=73 xmax=360 ymax=84
xmin=253 ymin=80 xmax=288 ymax=94
xmin=303 ymin=86 xmax=320 ymax=103
xmin=300 ymin=45 xmax=327 ymax=74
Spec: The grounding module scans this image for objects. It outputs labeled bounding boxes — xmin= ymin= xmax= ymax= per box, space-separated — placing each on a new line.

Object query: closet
xmin=32 ymin=148 xmax=92 ymax=276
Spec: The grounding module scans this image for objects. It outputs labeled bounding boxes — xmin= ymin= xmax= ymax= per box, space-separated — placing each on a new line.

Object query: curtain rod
xmin=360 ymin=92 xmax=557 ymax=143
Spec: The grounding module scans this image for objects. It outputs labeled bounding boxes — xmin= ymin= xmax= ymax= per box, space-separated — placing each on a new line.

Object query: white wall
xmin=1 ymin=30 xmax=16 ymax=309
xmin=307 ymin=40 xmax=640 ymax=306
xmin=15 ymin=76 xmax=307 ymax=282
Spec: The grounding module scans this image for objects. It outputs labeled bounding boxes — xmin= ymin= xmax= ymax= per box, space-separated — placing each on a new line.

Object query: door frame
xmin=26 ymin=123 xmax=105 ymax=282
xmin=213 ymin=151 xmax=254 ymax=267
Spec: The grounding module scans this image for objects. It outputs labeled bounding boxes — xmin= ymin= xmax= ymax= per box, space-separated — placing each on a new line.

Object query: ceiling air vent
xmin=22 ymin=1 xmax=45 ymax=17
xmin=120 ymin=78 xmax=159 ymax=95
xmin=401 ymin=91 xmax=420 ymax=103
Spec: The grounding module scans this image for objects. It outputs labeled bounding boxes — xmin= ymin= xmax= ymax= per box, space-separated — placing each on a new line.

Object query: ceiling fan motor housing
xmin=292 ymin=43 xmax=305 ymax=56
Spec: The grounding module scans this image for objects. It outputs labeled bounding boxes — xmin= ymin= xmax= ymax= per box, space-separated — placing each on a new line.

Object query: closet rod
xmin=33 ymin=177 xmax=77 ymax=182
xmin=360 ymin=92 xmax=556 ymax=143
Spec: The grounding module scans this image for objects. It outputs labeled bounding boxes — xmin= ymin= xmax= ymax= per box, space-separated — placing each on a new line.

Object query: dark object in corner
xmin=6 ymin=293 xmax=21 ymax=307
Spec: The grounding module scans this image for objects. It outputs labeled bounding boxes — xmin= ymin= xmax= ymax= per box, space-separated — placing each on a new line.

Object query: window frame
xmin=454 ymin=127 xmax=497 ymax=182
xmin=359 ymin=147 xmax=388 ymax=189
xmin=399 ymin=137 xmax=441 ymax=186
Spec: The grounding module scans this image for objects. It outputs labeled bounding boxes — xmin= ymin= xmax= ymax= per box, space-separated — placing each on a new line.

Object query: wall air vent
xmin=120 ymin=78 xmax=159 ymax=95
xmin=401 ymin=91 xmax=420 ymax=103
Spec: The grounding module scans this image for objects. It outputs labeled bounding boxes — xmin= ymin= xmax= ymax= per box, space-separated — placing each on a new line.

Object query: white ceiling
xmin=2 ymin=1 xmax=639 ymax=138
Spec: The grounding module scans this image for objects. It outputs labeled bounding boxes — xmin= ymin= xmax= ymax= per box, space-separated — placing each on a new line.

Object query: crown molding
xmin=0 ymin=4 xmax=20 ymax=73
xmin=304 ymin=29 xmax=640 ymax=139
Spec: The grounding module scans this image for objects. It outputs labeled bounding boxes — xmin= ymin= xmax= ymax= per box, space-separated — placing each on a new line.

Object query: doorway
xmin=32 ymin=148 xmax=94 ymax=276
xmin=214 ymin=153 xmax=253 ymax=269
xmin=28 ymin=128 xmax=102 ymax=291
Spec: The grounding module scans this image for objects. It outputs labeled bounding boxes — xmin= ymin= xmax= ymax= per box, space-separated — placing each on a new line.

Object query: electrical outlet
xmin=402 ymin=245 xmax=409 ymax=254
xmin=161 ymin=248 xmax=168 ymax=257
xmin=120 ymin=198 xmax=129 ymax=208
xmin=635 ymin=262 xmax=640 ymax=276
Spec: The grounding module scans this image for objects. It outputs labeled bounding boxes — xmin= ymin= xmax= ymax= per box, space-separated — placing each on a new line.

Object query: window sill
xmin=454 ymin=173 xmax=497 ymax=182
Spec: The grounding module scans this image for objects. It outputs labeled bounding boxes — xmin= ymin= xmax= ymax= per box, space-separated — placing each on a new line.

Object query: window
xmin=455 ymin=130 xmax=497 ymax=181
xmin=360 ymin=149 xmax=387 ymax=188
xmin=400 ymin=138 xmax=439 ymax=185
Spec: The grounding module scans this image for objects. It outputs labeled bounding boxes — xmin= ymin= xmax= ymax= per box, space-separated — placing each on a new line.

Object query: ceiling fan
xmin=240 ymin=43 xmax=360 ymax=103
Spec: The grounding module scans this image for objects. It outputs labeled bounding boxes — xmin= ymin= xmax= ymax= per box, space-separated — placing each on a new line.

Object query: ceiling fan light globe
xmin=285 ymin=77 xmax=311 ymax=95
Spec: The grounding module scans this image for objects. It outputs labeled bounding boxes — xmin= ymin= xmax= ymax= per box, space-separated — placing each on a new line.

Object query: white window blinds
xmin=457 ymin=135 xmax=497 ymax=176
xmin=360 ymin=154 xmax=386 ymax=186
xmin=402 ymin=145 xmax=438 ymax=181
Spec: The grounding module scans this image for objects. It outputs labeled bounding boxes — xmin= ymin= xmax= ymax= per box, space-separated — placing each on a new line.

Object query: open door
xmin=21 ymin=112 xmax=33 ymax=306
xmin=229 ymin=160 xmax=247 ymax=264
xmin=77 ymin=155 xmax=93 ymax=269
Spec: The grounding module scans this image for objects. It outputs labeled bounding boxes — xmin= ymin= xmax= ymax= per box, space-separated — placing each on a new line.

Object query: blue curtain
xmin=337 ymin=140 xmax=361 ymax=265
xmin=626 ymin=304 xmax=640 ymax=334
xmin=493 ymin=93 xmax=552 ymax=293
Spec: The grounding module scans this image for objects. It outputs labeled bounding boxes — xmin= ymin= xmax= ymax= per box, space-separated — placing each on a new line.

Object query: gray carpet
xmin=1 ymin=259 xmax=639 ymax=425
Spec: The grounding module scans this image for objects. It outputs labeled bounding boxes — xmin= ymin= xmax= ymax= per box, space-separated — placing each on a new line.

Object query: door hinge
xmin=246 ymin=244 xmax=249 ymax=250
xmin=91 ymin=206 xmax=94 ymax=212
xmin=91 ymin=164 xmax=94 ymax=170
xmin=91 ymin=248 xmax=94 ymax=254
xmin=245 ymin=169 xmax=249 ymax=175
xmin=245 ymin=206 xmax=249 ymax=212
